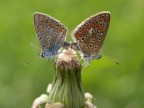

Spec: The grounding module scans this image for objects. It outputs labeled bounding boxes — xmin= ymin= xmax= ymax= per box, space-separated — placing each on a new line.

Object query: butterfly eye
xmin=53 ymin=42 xmax=56 ymax=45
xmin=40 ymin=52 xmax=45 ymax=58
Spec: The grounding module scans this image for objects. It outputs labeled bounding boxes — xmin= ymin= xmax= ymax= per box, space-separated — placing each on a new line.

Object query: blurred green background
xmin=0 ymin=0 xmax=144 ymax=108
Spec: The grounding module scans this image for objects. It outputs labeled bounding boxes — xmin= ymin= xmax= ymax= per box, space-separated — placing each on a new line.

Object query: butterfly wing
xmin=34 ymin=12 xmax=67 ymax=58
xmin=72 ymin=11 xmax=110 ymax=58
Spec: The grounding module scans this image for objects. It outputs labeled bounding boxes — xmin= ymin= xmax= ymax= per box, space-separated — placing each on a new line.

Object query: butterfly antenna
xmin=30 ymin=43 xmax=40 ymax=51
xmin=104 ymin=55 xmax=120 ymax=66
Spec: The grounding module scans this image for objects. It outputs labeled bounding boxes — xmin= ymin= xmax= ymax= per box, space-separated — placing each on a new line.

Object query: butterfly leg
xmin=82 ymin=55 xmax=92 ymax=67
xmin=71 ymin=42 xmax=80 ymax=51
xmin=82 ymin=55 xmax=102 ymax=67
xmin=84 ymin=58 xmax=91 ymax=67
xmin=92 ymin=54 xmax=102 ymax=60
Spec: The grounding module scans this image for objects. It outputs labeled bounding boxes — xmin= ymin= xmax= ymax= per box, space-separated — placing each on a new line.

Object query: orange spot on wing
xmin=82 ymin=29 xmax=87 ymax=33
xmin=61 ymin=28 xmax=66 ymax=34
xmin=99 ymin=25 xmax=102 ymax=29
xmin=58 ymin=27 xmax=63 ymax=32
xmin=75 ymin=33 xmax=81 ymax=39
xmin=94 ymin=22 xmax=99 ymax=27
xmin=100 ymin=17 xmax=105 ymax=22
xmin=101 ymin=28 xmax=105 ymax=33
xmin=86 ymin=25 xmax=91 ymax=30
xmin=99 ymin=26 xmax=104 ymax=33
xmin=49 ymin=23 xmax=66 ymax=34
xmin=90 ymin=23 xmax=95 ymax=27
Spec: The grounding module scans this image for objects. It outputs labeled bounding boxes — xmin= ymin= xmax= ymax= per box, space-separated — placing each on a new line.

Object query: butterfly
xmin=72 ymin=11 xmax=111 ymax=66
xmin=34 ymin=12 xmax=67 ymax=58
xmin=33 ymin=11 xmax=110 ymax=66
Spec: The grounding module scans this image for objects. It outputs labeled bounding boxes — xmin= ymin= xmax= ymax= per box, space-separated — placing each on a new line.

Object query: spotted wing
xmin=72 ymin=11 xmax=110 ymax=57
xmin=34 ymin=12 xmax=67 ymax=58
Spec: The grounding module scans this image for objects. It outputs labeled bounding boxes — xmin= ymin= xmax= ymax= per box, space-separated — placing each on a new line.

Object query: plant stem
xmin=48 ymin=48 xmax=84 ymax=108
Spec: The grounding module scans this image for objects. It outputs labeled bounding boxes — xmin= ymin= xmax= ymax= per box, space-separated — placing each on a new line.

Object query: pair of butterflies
xmin=34 ymin=11 xmax=110 ymax=66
